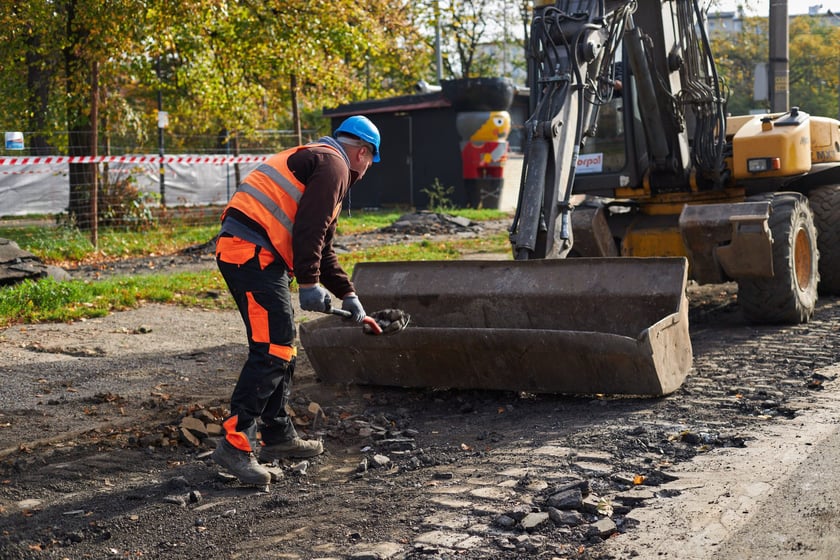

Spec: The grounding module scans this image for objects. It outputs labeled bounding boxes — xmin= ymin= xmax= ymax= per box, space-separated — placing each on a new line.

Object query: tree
xmin=0 ymin=0 xmax=432 ymax=226
xmin=788 ymin=16 xmax=840 ymax=119
xmin=411 ymin=0 xmax=531 ymax=81
xmin=710 ymin=16 xmax=768 ymax=115
xmin=710 ymin=14 xmax=840 ymax=119
xmin=0 ymin=2 xmax=66 ymax=154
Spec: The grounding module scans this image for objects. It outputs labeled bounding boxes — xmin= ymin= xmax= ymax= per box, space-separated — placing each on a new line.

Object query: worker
xmin=212 ymin=115 xmax=381 ymax=485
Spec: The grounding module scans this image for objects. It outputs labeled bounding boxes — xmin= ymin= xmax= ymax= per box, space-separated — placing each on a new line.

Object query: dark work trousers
xmin=216 ymin=236 xmax=298 ymax=451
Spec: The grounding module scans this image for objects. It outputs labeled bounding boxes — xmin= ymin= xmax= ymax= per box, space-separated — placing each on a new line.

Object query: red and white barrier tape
xmin=0 ymin=154 xmax=270 ymax=166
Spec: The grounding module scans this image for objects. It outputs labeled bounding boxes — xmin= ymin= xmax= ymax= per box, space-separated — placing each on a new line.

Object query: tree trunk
xmin=291 ymin=73 xmax=302 ymax=145
xmin=25 ymin=33 xmax=54 ymax=156
xmin=65 ymin=0 xmax=95 ymax=229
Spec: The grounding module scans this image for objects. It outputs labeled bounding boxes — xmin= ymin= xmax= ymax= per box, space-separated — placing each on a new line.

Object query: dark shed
xmin=324 ymin=87 xmax=529 ymax=210
xmin=324 ymin=91 xmax=460 ymax=209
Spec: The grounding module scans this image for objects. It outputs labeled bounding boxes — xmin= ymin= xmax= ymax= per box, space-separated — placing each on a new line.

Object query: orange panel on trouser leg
xmin=247 ymin=292 xmax=297 ymax=360
xmin=216 ymin=236 xmax=257 ymax=265
xmin=269 ymin=343 xmax=296 ymax=361
xmin=246 ymin=292 xmax=270 ymax=343
xmin=222 ymin=415 xmax=253 ymax=452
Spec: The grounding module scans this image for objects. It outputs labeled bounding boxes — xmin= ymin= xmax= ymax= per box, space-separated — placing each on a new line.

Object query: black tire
xmin=808 ymin=185 xmax=840 ymax=295
xmin=738 ymin=193 xmax=819 ymax=324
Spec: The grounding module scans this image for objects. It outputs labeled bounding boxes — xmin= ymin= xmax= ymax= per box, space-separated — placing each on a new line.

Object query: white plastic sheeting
xmin=0 ymin=159 xmax=263 ymax=217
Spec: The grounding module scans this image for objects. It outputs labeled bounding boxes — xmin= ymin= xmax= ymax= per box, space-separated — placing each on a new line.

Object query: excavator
xmin=300 ymin=0 xmax=840 ymax=396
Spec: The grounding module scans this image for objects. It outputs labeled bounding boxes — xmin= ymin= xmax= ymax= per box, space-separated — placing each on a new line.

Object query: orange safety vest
xmin=221 ymin=143 xmax=341 ymax=270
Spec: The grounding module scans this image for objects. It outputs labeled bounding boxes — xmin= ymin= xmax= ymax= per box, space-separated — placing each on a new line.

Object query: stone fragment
xmin=180 ymin=416 xmax=208 ymax=439
xmin=504 ymin=504 xmax=532 ymax=521
xmin=206 ymin=423 xmax=223 ymax=437
xmin=614 ymin=488 xmax=657 ymax=504
xmin=17 ymin=499 xmax=43 ymax=510
xmin=265 ymin=466 xmax=284 ymax=482
xmin=611 ymin=472 xmax=639 ymax=486
xmin=545 ymin=477 xmax=590 ymax=496
xmin=520 ymin=512 xmax=550 ymax=531
xmin=548 ymin=507 xmax=586 ymax=526
xmin=179 ymin=427 xmax=201 ymax=447
xmin=192 ymin=409 xmax=217 ymax=424
xmin=371 ymin=454 xmax=391 ymax=468
xmin=586 ymin=517 xmax=617 ymax=538
xmin=511 ymin=534 xmax=542 ymax=553
xmin=162 ymin=495 xmax=186 ymax=506
xmin=494 ymin=537 xmax=517 ymax=551
xmin=546 ymin=488 xmax=583 ymax=510
xmin=493 ymin=514 xmax=517 ymax=529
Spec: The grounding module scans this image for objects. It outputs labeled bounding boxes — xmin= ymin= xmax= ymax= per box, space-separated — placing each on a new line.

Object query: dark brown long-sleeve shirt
xmin=288 ymin=142 xmax=357 ymax=297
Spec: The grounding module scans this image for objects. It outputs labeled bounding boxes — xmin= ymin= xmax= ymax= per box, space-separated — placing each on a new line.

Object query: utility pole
xmin=157 ymin=56 xmax=167 ymax=207
xmin=768 ymin=0 xmax=789 ymax=112
xmin=90 ymin=60 xmax=99 ymax=248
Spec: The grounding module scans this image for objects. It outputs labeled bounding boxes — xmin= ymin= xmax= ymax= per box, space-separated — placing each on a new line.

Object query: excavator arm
xmin=511 ymin=0 xmax=623 ymax=260
xmin=510 ymin=0 xmax=727 ymax=259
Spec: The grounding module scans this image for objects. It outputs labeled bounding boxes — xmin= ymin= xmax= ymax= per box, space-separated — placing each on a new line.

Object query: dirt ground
xmin=1 ymin=215 xmax=839 ymax=559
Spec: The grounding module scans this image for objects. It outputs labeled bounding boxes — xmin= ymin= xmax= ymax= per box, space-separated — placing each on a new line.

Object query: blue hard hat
xmin=334 ymin=115 xmax=381 ymax=162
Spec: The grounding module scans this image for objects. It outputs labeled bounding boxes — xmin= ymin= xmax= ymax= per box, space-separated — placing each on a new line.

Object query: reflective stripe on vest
xmin=222 ymin=143 xmax=339 ymax=270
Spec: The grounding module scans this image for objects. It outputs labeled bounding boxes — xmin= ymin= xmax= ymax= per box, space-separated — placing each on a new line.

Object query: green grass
xmin=0 ymin=223 xmax=219 ymax=264
xmin=0 ymin=208 xmax=512 ymax=327
xmin=0 ymin=271 xmax=232 ymax=326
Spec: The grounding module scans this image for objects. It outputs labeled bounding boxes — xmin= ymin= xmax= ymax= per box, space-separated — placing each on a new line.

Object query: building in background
xmin=323 ymin=82 xmax=530 ymax=210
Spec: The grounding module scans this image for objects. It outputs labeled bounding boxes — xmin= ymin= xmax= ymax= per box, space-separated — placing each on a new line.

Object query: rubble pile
xmin=377 ymin=211 xmax=484 ymax=235
xmin=0 ymin=238 xmax=69 ymax=285
xmin=139 ymin=397 xmax=749 ymax=555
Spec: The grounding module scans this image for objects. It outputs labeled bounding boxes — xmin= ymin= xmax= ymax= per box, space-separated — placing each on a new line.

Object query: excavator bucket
xmin=299 ymin=258 xmax=692 ymax=396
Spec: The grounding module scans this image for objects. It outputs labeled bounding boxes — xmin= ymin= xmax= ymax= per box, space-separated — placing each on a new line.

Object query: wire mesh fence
xmin=0 ymin=129 xmax=320 ymax=225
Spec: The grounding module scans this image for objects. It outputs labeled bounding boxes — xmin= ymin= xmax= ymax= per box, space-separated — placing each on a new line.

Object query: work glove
xmin=342 ymin=294 xmax=366 ymax=323
xmin=299 ymin=285 xmax=332 ymax=313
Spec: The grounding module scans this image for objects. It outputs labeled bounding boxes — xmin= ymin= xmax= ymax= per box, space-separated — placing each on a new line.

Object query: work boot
xmin=212 ymin=439 xmax=271 ymax=485
xmin=260 ymin=436 xmax=324 ymax=462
